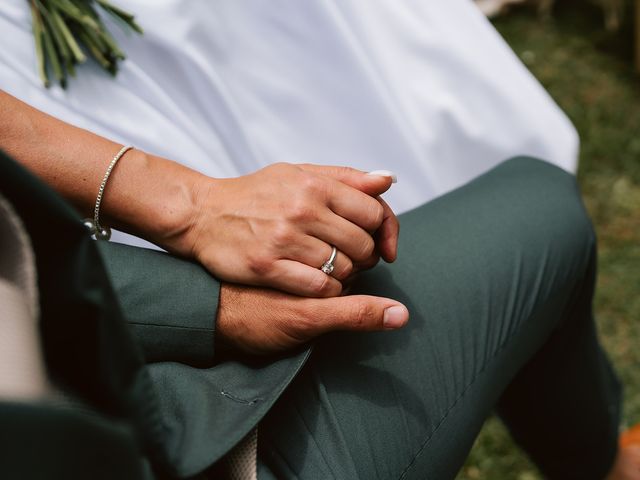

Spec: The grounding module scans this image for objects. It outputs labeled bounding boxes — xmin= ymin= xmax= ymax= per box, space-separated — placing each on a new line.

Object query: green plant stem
xmin=30 ymin=1 xmax=49 ymax=87
xmin=27 ymin=0 xmax=142 ymax=87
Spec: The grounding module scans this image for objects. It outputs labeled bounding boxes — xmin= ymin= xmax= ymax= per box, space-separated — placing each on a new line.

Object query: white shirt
xmin=0 ymin=0 xmax=578 ymax=247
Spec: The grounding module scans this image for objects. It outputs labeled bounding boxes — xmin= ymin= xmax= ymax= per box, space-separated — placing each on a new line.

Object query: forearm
xmin=0 ymin=90 xmax=401 ymax=298
xmin=0 ymin=90 xmax=204 ymax=250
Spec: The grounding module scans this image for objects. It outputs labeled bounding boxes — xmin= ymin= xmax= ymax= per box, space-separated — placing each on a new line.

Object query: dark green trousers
xmin=0 ymin=154 xmax=621 ymax=479
xmin=257 ymin=158 xmax=621 ymax=480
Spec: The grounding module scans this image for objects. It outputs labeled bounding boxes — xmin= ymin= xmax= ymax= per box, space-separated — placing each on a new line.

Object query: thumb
xmin=298 ymin=164 xmax=396 ymax=196
xmin=312 ymin=295 xmax=409 ymax=333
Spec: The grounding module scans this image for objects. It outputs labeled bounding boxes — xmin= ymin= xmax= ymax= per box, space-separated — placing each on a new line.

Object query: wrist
xmin=100 ymin=149 xmax=208 ymax=253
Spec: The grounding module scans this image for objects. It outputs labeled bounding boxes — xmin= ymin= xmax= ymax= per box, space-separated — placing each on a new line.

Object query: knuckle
xmin=342 ymin=165 xmax=363 ymax=177
xmin=351 ymin=301 xmax=377 ymax=329
xmin=273 ymin=162 xmax=302 ymax=180
xmin=288 ymin=201 xmax=317 ymax=223
xmin=370 ymin=202 xmax=384 ymax=228
xmin=332 ymin=166 xmax=352 ymax=178
xmin=308 ymin=272 xmax=334 ymax=297
xmin=296 ymin=309 xmax=320 ymax=334
xmin=271 ymin=161 xmax=292 ymax=173
xmin=264 ymin=162 xmax=285 ymax=178
xmin=300 ymin=173 xmax=322 ymax=194
xmin=353 ymin=235 xmax=375 ymax=261
xmin=361 ymin=253 xmax=380 ymax=270
xmin=353 ymin=254 xmax=379 ymax=274
xmin=246 ymin=254 xmax=272 ymax=276
xmin=335 ymin=257 xmax=353 ymax=280
xmin=271 ymin=222 xmax=295 ymax=248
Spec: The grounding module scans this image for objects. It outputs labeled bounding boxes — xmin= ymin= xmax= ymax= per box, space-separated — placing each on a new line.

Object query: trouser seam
xmin=398 ymin=241 xmax=599 ymax=480
xmin=397 ymin=300 xmax=563 ymax=480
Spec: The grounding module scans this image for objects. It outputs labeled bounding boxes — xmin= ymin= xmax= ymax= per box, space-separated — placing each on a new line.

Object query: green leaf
xmin=29 ymin=1 xmax=49 ymax=87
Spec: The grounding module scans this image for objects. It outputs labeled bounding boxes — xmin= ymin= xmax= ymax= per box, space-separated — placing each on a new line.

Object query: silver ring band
xmin=320 ymin=246 xmax=338 ymax=275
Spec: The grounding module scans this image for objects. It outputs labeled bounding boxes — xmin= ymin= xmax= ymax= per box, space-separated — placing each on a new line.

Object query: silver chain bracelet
xmin=84 ymin=145 xmax=133 ymax=241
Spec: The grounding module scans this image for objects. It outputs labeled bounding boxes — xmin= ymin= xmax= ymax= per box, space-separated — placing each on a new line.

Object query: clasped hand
xmin=172 ymin=162 xmax=408 ymax=354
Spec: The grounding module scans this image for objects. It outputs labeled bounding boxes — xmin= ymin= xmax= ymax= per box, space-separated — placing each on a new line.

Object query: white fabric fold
xmin=0 ymin=0 xmax=578 ymax=249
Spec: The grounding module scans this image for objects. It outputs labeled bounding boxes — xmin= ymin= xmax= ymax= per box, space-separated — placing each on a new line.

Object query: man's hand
xmin=216 ymin=283 xmax=409 ymax=355
xmin=183 ymin=163 xmax=399 ymax=298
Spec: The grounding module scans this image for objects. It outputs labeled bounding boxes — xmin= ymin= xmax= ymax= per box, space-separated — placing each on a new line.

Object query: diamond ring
xmin=320 ymin=246 xmax=338 ymax=275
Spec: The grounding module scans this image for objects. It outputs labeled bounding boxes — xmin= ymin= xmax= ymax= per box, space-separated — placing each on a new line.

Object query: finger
xmin=267 ymin=259 xmax=343 ymax=298
xmin=310 ymin=295 xmax=409 ymax=333
xmin=286 ymin=236 xmax=353 ymax=281
xmin=298 ymin=164 xmax=395 ymax=197
xmin=310 ymin=210 xmax=375 ymax=262
xmin=347 ymin=197 xmax=397 ymax=271
xmin=375 ymin=196 xmax=400 ymax=263
xmin=351 ymin=252 xmax=381 ymax=277
xmin=324 ymin=178 xmax=385 ymax=232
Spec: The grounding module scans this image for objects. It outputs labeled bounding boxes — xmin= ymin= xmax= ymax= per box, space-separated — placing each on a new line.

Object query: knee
xmin=484 ymin=157 xmax=595 ymax=270
xmin=500 ymin=156 xmax=576 ymax=189
xmin=494 ymin=156 xmax=596 ymax=263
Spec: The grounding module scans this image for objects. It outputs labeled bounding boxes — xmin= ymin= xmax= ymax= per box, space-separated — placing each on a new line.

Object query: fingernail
xmin=367 ymin=170 xmax=397 ymax=184
xmin=383 ymin=305 xmax=408 ymax=329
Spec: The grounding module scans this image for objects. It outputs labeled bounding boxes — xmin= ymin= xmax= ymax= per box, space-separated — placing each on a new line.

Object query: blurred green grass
xmin=456 ymin=3 xmax=640 ymax=479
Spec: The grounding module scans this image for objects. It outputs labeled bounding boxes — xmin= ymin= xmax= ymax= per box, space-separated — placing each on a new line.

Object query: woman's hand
xmin=182 ymin=163 xmax=399 ymax=298
xmin=216 ymin=283 xmax=409 ymax=355
xmin=0 ymin=92 xmax=399 ymax=294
